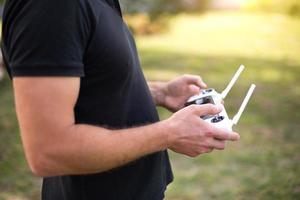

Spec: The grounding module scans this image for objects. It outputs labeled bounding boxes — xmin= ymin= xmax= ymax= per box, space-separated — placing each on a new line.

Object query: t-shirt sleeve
xmin=4 ymin=0 xmax=91 ymax=77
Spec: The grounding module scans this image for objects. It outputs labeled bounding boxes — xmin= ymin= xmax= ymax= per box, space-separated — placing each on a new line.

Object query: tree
xmin=121 ymin=0 xmax=210 ymax=17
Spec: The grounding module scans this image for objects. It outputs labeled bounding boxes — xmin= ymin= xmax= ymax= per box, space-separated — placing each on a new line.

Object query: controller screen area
xmin=185 ymin=96 xmax=217 ymax=120
xmin=185 ymin=96 xmax=215 ymax=107
xmin=197 ymin=96 xmax=214 ymax=105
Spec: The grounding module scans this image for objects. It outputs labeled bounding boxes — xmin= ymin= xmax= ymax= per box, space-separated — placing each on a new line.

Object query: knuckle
xmin=192 ymin=153 xmax=198 ymax=158
xmin=198 ymin=148 xmax=205 ymax=154
xmin=207 ymin=103 xmax=214 ymax=108
xmin=212 ymin=105 xmax=220 ymax=113
xmin=213 ymin=108 xmax=219 ymax=114
xmin=196 ymin=75 xmax=202 ymax=81
xmin=197 ymin=151 xmax=203 ymax=155
xmin=188 ymin=152 xmax=198 ymax=157
xmin=189 ymin=104 xmax=198 ymax=113
xmin=204 ymin=148 xmax=213 ymax=153
xmin=223 ymin=133 xmax=229 ymax=140
xmin=197 ymin=148 xmax=204 ymax=154
xmin=204 ymin=127 xmax=214 ymax=137
xmin=183 ymin=74 xmax=189 ymax=78
xmin=194 ymin=147 xmax=205 ymax=156
xmin=190 ymin=104 xmax=198 ymax=109
xmin=204 ymin=104 xmax=215 ymax=112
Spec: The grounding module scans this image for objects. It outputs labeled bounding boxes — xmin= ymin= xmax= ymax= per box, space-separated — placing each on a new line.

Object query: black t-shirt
xmin=1 ymin=0 xmax=173 ymax=199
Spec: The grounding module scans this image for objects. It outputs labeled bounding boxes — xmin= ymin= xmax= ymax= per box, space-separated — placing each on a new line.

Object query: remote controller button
xmin=201 ymin=115 xmax=214 ymax=120
xmin=202 ymin=89 xmax=213 ymax=94
xmin=211 ymin=116 xmax=225 ymax=123
xmin=196 ymin=99 xmax=204 ymax=105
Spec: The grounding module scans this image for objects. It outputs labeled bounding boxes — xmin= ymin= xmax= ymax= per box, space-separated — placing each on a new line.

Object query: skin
xmin=0 ymin=53 xmax=4 ymax=81
xmin=13 ymin=75 xmax=239 ymax=177
xmin=148 ymin=74 xmax=207 ymax=112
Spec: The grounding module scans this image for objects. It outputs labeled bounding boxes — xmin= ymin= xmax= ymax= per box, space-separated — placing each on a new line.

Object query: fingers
xmin=211 ymin=127 xmax=240 ymax=141
xmin=207 ymin=139 xmax=226 ymax=150
xmin=188 ymin=84 xmax=200 ymax=96
xmin=186 ymin=104 xmax=240 ymax=141
xmin=189 ymin=104 xmax=223 ymax=116
xmin=202 ymin=147 xmax=214 ymax=154
xmin=183 ymin=74 xmax=207 ymax=88
xmin=207 ymin=131 xmax=239 ymax=150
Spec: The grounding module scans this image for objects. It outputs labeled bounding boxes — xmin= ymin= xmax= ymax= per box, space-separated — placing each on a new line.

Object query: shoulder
xmin=3 ymin=0 xmax=91 ymax=17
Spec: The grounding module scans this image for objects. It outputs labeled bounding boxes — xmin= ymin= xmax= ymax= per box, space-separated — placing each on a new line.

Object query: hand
xmin=161 ymin=75 xmax=207 ymax=112
xmin=163 ymin=104 xmax=240 ymax=157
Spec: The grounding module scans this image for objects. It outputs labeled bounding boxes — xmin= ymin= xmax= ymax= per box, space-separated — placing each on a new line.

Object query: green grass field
xmin=1 ymin=11 xmax=300 ymax=200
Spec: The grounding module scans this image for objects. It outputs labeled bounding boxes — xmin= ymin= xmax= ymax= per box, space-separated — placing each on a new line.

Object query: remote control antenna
xmin=221 ymin=65 xmax=245 ymax=99
xmin=232 ymin=84 xmax=256 ymax=125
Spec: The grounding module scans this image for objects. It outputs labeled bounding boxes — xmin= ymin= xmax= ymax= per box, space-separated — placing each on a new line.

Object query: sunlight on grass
xmin=137 ymin=11 xmax=300 ymax=200
xmin=260 ymin=68 xmax=281 ymax=82
xmin=137 ymin=12 xmax=300 ymax=63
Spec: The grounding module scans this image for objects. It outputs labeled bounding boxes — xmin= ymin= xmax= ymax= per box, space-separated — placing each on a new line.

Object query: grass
xmin=1 ymin=11 xmax=300 ymax=199
xmin=137 ymin=11 xmax=300 ymax=200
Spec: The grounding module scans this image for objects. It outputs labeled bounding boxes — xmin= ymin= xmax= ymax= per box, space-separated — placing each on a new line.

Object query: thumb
xmin=188 ymin=85 xmax=200 ymax=96
xmin=190 ymin=104 xmax=223 ymax=116
xmin=183 ymin=75 xmax=207 ymax=88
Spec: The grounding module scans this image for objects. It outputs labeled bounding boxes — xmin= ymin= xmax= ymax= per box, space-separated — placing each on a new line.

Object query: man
xmin=1 ymin=0 xmax=240 ymax=199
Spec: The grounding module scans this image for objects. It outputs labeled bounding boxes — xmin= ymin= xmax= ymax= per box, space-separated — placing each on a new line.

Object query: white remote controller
xmin=185 ymin=65 xmax=256 ymax=131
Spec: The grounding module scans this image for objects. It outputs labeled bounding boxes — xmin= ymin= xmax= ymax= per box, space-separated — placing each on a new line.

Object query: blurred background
xmin=1 ymin=0 xmax=300 ymax=199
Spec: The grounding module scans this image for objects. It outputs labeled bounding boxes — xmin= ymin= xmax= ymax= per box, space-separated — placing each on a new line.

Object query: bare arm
xmin=14 ymin=77 xmax=168 ymax=176
xmin=14 ymin=77 xmax=239 ymax=177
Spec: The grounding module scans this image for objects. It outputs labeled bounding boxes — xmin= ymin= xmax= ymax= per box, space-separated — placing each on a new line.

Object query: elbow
xmin=27 ymin=153 xmax=51 ymax=177
xmin=26 ymin=145 xmax=70 ymax=177
xmin=23 ymin=133 xmax=69 ymax=177
xmin=26 ymin=144 xmax=65 ymax=177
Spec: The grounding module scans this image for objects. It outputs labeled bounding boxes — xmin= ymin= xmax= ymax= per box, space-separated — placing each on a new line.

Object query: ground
xmin=0 ymin=11 xmax=300 ymax=200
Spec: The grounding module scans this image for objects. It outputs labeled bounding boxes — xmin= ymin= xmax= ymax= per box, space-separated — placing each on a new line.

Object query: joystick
xmin=185 ymin=65 xmax=256 ymax=131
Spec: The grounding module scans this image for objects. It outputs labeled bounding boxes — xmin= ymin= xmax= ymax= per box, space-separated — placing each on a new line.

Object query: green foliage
xmin=122 ymin=0 xmax=300 ymax=17
xmin=0 ymin=74 xmax=41 ymax=199
xmin=121 ymin=0 xmax=211 ymax=18
xmin=244 ymin=0 xmax=300 ymax=16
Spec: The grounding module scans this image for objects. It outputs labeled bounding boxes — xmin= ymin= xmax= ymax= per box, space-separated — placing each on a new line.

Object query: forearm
xmin=32 ymin=121 xmax=169 ymax=177
xmin=148 ymin=81 xmax=167 ymax=107
xmin=13 ymin=77 xmax=170 ymax=177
